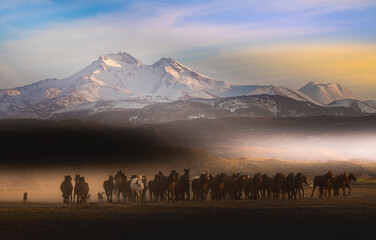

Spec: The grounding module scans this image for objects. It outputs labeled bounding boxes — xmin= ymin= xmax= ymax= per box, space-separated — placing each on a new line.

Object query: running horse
xmin=294 ymin=172 xmax=307 ymax=199
xmin=73 ymin=174 xmax=81 ymax=204
xmin=60 ymin=175 xmax=73 ymax=204
xmin=179 ymin=169 xmax=190 ymax=201
xmin=310 ymin=170 xmax=334 ymax=198
xmin=167 ymin=170 xmax=177 ymax=201
xmin=103 ymin=175 xmax=114 ymax=202
xmin=114 ymin=171 xmax=127 ymax=202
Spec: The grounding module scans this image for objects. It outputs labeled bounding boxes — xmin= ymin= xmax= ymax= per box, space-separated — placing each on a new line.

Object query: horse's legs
xmin=346 ymin=185 xmax=351 ymax=196
xmin=310 ymin=184 xmax=316 ymax=198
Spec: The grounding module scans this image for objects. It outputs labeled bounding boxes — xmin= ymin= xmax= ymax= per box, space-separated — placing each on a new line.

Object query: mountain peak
xmin=153 ymin=57 xmax=178 ymax=67
xmin=299 ymin=81 xmax=362 ymax=104
xmin=98 ymin=51 xmax=141 ymax=67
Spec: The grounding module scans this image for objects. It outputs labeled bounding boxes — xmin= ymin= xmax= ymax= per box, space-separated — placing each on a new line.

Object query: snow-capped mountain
xmin=218 ymin=84 xmax=323 ymax=106
xmin=326 ymin=99 xmax=376 ymax=114
xmin=0 ymin=52 xmax=374 ymax=120
xmin=0 ymin=51 xmax=323 ymax=119
xmin=298 ymin=81 xmax=363 ymax=105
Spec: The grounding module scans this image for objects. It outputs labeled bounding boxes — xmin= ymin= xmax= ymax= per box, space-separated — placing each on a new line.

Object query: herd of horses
xmin=59 ymin=169 xmax=356 ymax=204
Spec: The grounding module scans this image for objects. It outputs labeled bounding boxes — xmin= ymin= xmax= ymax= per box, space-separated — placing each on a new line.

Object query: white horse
xmin=131 ymin=176 xmax=144 ymax=203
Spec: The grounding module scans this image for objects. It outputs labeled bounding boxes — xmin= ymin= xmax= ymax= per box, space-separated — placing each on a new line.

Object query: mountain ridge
xmin=0 ymin=52 xmax=373 ymax=120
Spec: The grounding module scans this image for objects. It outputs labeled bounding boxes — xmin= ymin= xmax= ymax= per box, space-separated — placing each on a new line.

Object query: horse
xmin=130 ymin=175 xmax=144 ymax=204
xmin=273 ymin=173 xmax=284 ymax=200
xmin=148 ymin=178 xmax=156 ymax=201
xmin=60 ymin=175 xmax=73 ymax=204
xmin=209 ymin=173 xmax=227 ymax=200
xmin=244 ymin=174 xmax=252 ymax=200
xmin=294 ymin=172 xmax=307 ymax=199
xmin=261 ymin=174 xmax=273 ymax=200
xmin=179 ymin=169 xmax=190 ymax=201
xmin=167 ymin=171 xmax=177 ymax=201
xmin=250 ymin=172 xmax=262 ymax=200
xmin=103 ymin=175 xmax=114 ymax=202
xmin=332 ymin=172 xmax=356 ymax=198
xmin=73 ymin=174 xmax=81 ymax=204
xmin=346 ymin=173 xmax=356 ymax=196
xmin=282 ymin=173 xmax=296 ymax=200
xmin=192 ymin=173 xmax=209 ymax=201
xmin=79 ymin=177 xmax=89 ymax=204
xmin=154 ymin=172 xmax=168 ymax=201
xmin=114 ymin=171 xmax=127 ymax=202
xmin=331 ymin=173 xmax=348 ymax=198
xmin=142 ymin=176 xmax=148 ymax=202
xmin=310 ymin=170 xmax=334 ymax=198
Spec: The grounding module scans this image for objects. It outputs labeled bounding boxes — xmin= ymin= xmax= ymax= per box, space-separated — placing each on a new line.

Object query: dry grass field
xmin=1 ymin=184 xmax=375 ymax=240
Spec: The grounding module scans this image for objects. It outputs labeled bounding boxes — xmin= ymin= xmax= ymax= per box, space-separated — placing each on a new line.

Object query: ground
xmin=0 ymin=185 xmax=375 ymax=240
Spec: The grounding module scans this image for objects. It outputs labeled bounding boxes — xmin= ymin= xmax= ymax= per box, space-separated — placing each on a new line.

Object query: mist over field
xmin=1 ymin=117 xmax=376 ymax=204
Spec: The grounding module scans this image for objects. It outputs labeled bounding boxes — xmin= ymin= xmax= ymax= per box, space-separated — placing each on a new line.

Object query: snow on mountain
xmin=50 ymin=95 xmax=362 ymax=124
xmin=218 ymin=85 xmax=323 ymax=106
xmin=326 ymin=99 xmax=376 ymax=114
xmin=364 ymin=100 xmax=376 ymax=108
xmin=0 ymin=51 xmax=326 ymax=119
xmin=298 ymin=81 xmax=363 ymax=105
xmin=2 ymin=52 xmax=373 ymax=120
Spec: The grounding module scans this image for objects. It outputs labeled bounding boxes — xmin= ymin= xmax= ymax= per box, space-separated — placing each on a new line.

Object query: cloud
xmin=0 ymin=59 xmax=23 ymax=88
xmin=0 ymin=0 xmax=375 ymax=100
xmin=0 ymin=7 xmax=333 ymax=86
xmin=187 ymin=43 xmax=376 ymax=98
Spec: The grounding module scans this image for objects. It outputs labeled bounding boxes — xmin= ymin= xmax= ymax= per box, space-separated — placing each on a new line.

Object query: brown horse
xmin=283 ymin=173 xmax=296 ymax=200
xmin=332 ymin=172 xmax=356 ymax=198
xmin=261 ymin=174 xmax=272 ymax=200
xmin=103 ymin=175 xmax=114 ymax=202
xmin=60 ymin=175 xmax=73 ymax=204
xmin=192 ymin=173 xmax=209 ymax=201
xmin=179 ymin=169 xmax=190 ymax=201
xmin=346 ymin=173 xmax=356 ymax=196
xmin=243 ymin=174 xmax=252 ymax=200
xmin=73 ymin=174 xmax=81 ymax=204
xmin=148 ymin=178 xmax=157 ymax=201
xmin=79 ymin=177 xmax=89 ymax=204
xmin=142 ymin=176 xmax=148 ymax=202
xmin=167 ymin=171 xmax=177 ymax=201
xmin=294 ymin=172 xmax=307 ymax=199
xmin=250 ymin=172 xmax=262 ymax=200
xmin=209 ymin=173 xmax=227 ymax=200
xmin=310 ymin=170 xmax=334 ymax=198
xmin=331 ymin=173 xmax=348 ymax=198
xmin=114 ymin=171 xmax=127 ymax=202
xmin=227 ymin=173 xmax=244 ymax=200
xmin=273 ymin=173 xmax=284 ymax=200
xmin=154 ymin=172 xmax=168 ymax=201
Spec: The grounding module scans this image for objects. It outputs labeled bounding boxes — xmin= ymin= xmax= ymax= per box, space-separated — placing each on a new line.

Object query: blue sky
xmin=1 ymin=0 xmax=376 ymax=98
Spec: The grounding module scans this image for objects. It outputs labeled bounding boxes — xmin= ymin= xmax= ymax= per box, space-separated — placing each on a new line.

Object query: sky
xmin=0 ymin=0 xmax=375 ymax=99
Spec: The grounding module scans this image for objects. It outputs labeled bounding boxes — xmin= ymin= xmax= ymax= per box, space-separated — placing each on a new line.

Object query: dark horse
xmin=294 ymin=172 xmax=307 ymax=199
xmin=310 ymin=170 xmax=334 ymax=198
xmin=60 ymin=175 xmax=73 ymax=204
xmin=73 ymin=174 xmax=81 ymax=203
xmin=79 ymin=177 xmax=90 ymax=204
xmin=346 ymin=173 xmax=356 ymax=195
xmin=332 ymin=172 xmax=356 ymax=198
xmin=192 ymin=173 xmax=209 ymax=201
xmin=114 ymin=171 xmax=127 ymax=202
xmin=179 ymin=169 xmax=190 ymax=201
xmin=167 ymin=170 xmax=177 ymax=201
xmin=273 ymin=173 xmax=284 ymax=200
xmin=282 ymin=173 xmax=296 ymax=200
xmin=103 ymin=175 xmax=114 ymax=202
